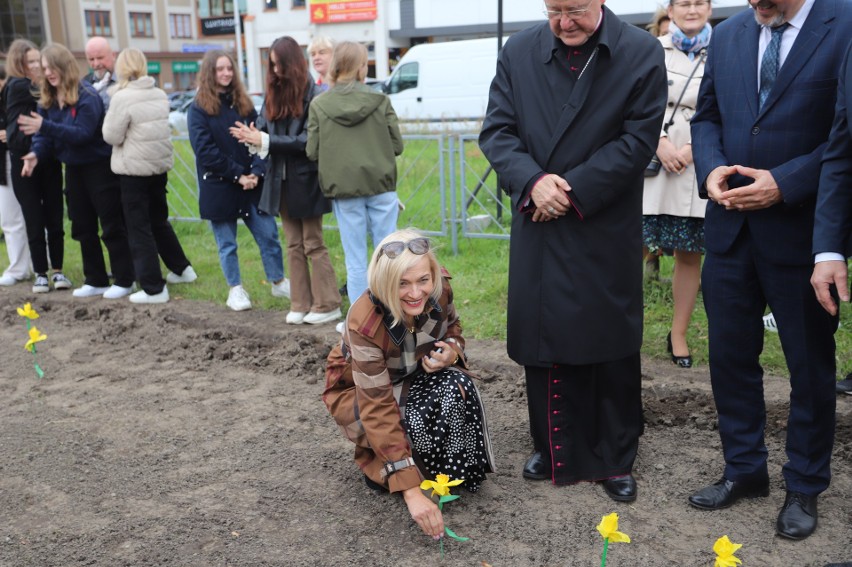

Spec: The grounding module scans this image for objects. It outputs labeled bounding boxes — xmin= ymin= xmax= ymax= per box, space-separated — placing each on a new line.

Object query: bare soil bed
xmin=0 ymin=287 xmax=850 ymax=567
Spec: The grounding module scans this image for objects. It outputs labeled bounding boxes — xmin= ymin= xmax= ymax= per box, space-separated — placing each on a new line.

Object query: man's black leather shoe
xmin=522 ymin=452 xmax=550 ymax=480
xmin=601 ymin=474 xmax=637 ymax=502
xmin=688 ymin=477 xmax=769 ymax=510
xmin=777 ymin=491 xmax=818 ymax=540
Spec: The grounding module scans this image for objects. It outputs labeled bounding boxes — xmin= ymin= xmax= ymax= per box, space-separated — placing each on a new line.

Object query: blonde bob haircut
xmin=368 ymin=229 xmax=443 ymax=328
xmin=329 ymin=41 xmax=368 ymax=85
xmin=39 ymin=43 xmax=81 ymax=109
xmin=114 ymin=48 xmax=148 ymax=90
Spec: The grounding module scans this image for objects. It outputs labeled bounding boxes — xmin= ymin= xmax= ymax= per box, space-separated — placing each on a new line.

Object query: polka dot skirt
xmin=403 ymin=368 xmax=492 ymax=492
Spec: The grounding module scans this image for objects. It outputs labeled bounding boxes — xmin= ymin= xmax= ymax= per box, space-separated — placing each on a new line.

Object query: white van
xmin=382 ymin=38 xmax=505 ymax=127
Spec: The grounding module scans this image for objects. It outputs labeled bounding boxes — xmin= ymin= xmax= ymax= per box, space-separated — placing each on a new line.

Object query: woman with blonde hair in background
xmin=231 ymin=36 xmax=341 ymax=325
xmin=3 ymin=39 xmax=67 ymax=293
xmin=188 ymin=49 xmax=288 ymax=311
xmin=308 ymin=35 xmax=335 ymax=92
xmin=18 ymin=43 xmax=135 ymax=299
xmin=307 ymin=41 xmax=404 ymax=306
xmin=102 ymin=47 xmax=196 ymax=304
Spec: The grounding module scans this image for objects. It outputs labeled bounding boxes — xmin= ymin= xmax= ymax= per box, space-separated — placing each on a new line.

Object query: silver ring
xmin=548 ymin=207 xmax=556 ymax=214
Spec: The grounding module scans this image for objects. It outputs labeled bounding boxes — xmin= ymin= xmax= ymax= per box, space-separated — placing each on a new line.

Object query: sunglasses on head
xmin=379 ymin=237 xmax=430 ymax=259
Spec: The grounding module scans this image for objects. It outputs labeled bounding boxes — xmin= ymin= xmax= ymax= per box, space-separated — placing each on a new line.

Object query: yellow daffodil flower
xmin=713 ymin=535 xmax=742 ymax=567
xmin=16 ymin=303 xmax=39 ymax=320
xmin=24 ymin=326 xmax=47 ymax=352
xmin=596 ymin=512 xmax=631 ymax=543
xmin=420 ymin=473 xmax=464 ymax=497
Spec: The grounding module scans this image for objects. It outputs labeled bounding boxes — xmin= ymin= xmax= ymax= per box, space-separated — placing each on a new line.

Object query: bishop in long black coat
xmin=479 ymin=3 xmax=666 ymax=487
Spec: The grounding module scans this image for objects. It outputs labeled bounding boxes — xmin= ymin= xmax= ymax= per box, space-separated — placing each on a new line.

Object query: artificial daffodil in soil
xmin=17 ymin=303 xmax=46 ymax=378
xmin=419 ymin=474 xmax=468 ymax=558
xmin=596 ymin=512 xmax=630 ymax=567
xmin=24 ymin=326 xmax=47 ymax=352
xmin=713 ymin=535 xmax=743 ymax=567
xmin=420 ymin=473 xmax=464 ymax=497
xmin=16 ymin=303 xmax=39 ymax=320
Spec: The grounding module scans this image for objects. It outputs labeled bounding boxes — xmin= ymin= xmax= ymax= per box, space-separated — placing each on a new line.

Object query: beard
xmin=750 ymin=0 xmax=787 ymax=27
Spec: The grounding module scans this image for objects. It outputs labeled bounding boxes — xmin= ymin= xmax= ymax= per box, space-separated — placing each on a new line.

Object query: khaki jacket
xmin=306 ymin=82 xmax=403 ymax=199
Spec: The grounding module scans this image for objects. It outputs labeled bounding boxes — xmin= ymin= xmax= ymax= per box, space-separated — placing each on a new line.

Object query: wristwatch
xmin=381 ymin=457 xmax=415 ymax=479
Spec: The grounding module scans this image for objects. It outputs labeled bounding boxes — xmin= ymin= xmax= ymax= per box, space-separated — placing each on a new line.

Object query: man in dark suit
xmin=812 ymin=44 xmax=852 ymax=385
xmin=690 ymin=0 xmax=852 ymax=541
xmin=479 ymin=0 xmax=666 ymax=501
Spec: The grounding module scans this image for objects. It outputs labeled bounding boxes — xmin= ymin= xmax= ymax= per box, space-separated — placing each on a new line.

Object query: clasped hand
xmin=706 ymin=164 xmax=782 ymax=211
xmin=530 ymin=174 xmax=572 ymax=222
xmin=239 ymin=174 xmax=259 ymax=190
xmin=229 ymin=121 xmax=262 ymax=147
xmin=421 ymin=340 xmax=456 ymax=374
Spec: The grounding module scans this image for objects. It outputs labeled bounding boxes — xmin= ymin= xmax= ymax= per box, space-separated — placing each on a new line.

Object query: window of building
xmin=129 ymin=12 xmax=154 ymax=38
xmin=265 ymin=0 xmax=278 ymax=9
xmin=85 ymin=10 xmax=112 ymax=37
xmin=198 ymin=0 xmax=235 ymax=17
xmin=292 ymin=0 xmax=305 ymax=7
xmin=169 ymin=14 xmax=193 ymax=38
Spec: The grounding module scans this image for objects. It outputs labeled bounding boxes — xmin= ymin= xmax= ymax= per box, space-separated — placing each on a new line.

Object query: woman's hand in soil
xmin=403 ymin=486 xmax=444 ymax=539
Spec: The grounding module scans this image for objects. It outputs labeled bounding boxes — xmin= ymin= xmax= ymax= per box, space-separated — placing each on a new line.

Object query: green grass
xmin=2 ymin=136 xmax=848 ymax=378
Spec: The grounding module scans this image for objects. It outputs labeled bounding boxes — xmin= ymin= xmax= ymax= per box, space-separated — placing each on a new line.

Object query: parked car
xmin=169 ymin=92 xmax=263 ymax=134
xmin=168 ymin=89 xmax=196 ymax=111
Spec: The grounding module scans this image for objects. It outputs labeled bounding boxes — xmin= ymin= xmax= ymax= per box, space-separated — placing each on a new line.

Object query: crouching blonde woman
xmin=323 ymin=229 xmax=494 ymax=540
xmin=102 ymin=48 xmax=196 ymax=303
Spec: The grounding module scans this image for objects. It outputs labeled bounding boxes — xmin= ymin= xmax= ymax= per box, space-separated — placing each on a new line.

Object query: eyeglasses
xmin=671 ymin=0 xmax=710 ymax=9
xmin=379 ymin=237 xmax=430 ymax=259
xmin=543 ymin=0 xmax=596 ymax=20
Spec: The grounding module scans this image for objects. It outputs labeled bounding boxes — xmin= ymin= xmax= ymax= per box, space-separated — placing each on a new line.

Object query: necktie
xmin=759 ymin=23 xmax=789 ymax=110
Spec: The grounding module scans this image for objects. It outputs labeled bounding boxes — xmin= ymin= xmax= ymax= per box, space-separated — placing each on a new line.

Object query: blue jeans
xmin=209 ymin=203 xmax=285 ymax=287
xmin=332 ymin=192 xmax=398 ymax=301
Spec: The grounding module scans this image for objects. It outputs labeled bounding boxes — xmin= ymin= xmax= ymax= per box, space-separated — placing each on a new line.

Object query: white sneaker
xmin=129 ymin=287 xmax=169 ymax=304
xmin=103 ymin=284 xmax=136 ymax=299
xmin=763 ymin=313 xmax=778 ymax=333
xmin=286 ymin=311 xmax=307 ymax=324
xmin=73 ymin=284 xmax=109 ymax=298
xmin=271 ymin=278 xmax=291 ymax=298
xmin=303 ymin=308 xmax=342 ymax=325
xmin=335 ymin=321 xmax=345 ymax=334
xmin=0 ymin=274 xmax=19 ymax=286
xmin=166 ymin=265 xmax=198 ymax=284
xmin=226 ymin=285 xmax=252 ymax=311
xmin=33 ymin=275 xmax=50 ymax=294
xmin=51 ymin=273 xmax=72 ymax=290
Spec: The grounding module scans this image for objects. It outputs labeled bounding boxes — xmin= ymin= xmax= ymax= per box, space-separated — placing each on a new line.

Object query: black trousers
xmin=64 ymin=159 xmax=134 ymax=287
xmin=119 ymin=173 xmax=190 ymax=294
xmin=525 ymin=352 xmax=643 ymax=484
xmin=9 ymin=152 xmax=64 ymax=275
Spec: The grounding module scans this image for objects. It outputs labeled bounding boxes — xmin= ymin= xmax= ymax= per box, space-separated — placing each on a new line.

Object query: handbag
xmin=644 ymin=49 xmax=707 ymax=177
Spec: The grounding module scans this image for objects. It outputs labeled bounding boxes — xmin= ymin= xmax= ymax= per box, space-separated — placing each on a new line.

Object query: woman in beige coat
xmin=102 ymin=48 xmax=196 ymax=304
xmin=642 ymin=0 xmax=712 ymax=367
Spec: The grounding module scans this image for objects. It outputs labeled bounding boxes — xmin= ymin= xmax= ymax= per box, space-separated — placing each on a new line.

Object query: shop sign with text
xmin=310 ymin=0 xmax=377 ymax=23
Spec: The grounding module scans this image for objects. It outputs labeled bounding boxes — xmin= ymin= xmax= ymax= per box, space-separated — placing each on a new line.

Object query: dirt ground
xmin=0 ymin=287 xmax=850 ymax=567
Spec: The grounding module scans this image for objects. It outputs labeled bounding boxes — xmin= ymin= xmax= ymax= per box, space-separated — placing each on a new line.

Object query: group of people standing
xmin=0 ymin=37 xmax=196 ymax=304
xmin=190 ymin=36 xmax=403 ymax=321
xmin=0 ymin=33 xmax=405 ymax=322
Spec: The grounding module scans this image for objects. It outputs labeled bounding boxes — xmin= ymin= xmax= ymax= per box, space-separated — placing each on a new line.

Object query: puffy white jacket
xmin=102 ymin=76 xmax=173 ymax=176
